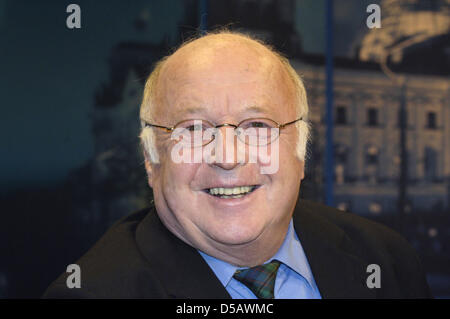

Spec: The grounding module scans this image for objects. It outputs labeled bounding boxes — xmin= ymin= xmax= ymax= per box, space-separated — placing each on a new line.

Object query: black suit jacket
xmin=43 ymin=199 xmax=431 ymax=298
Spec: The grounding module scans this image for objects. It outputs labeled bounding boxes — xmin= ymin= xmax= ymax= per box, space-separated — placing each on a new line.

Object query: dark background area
xmin=0 ymin=0 xmax=449 ymax=298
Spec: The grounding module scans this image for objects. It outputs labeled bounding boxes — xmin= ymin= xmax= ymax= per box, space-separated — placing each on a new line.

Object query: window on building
xmin=335 ymin=164 xmax=345 ymax=185
xmin=424 ymin=147 xmax=438 ymax=181
xmin=334 ymin=144 xmax=349 ymax=184
xmin=334 ymin=144 xmax=348 ymax=163
xmin=366 ymin=145 xmax=379 ymax=165
xmin=367 ymin=108 xmax=378 ymax=126
xmin=335 ymin=106 xmax=347 ymax=125
xmin=426 ymin=112 xmax=437 ymax=129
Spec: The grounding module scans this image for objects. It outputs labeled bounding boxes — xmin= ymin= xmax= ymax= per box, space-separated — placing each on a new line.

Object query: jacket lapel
xmin=136 ymin=207 xmax=231 ymax=299
xmin=293 ymin=200 xmax=377 ymax=298
xmin=136 ymin=201 xmax=377 ymax=299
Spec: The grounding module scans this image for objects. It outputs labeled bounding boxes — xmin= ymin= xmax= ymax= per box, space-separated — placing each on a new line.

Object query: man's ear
xmin=144 ymin=152 xmax=153 ymax=188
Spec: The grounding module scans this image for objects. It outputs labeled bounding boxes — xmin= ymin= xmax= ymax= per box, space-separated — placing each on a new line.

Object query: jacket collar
xmin=136 ymin=206 xmax=231 ymax=299
xmin=293 ymin=200 xmax=377 ymax=298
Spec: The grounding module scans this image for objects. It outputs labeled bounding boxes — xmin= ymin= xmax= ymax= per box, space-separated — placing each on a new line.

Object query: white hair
xmin=139 ymin=31 xmax=310 ymax=164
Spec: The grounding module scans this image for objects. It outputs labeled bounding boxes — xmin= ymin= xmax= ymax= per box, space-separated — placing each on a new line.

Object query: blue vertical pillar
xmin=199 ymin=0 xmax=208 ymax=34
xmin=325 ymin=0 xmax=335 ymax=206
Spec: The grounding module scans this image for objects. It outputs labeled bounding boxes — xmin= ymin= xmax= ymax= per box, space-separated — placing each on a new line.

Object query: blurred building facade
xmin=300 ymin=0 xmax=450 ymax=215
xmin=296 ymin=57 xmax=449 ymax=215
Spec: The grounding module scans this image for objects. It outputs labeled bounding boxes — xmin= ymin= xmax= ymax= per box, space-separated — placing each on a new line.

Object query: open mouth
xmin=203 ymin=185 xmax=260 ymax=199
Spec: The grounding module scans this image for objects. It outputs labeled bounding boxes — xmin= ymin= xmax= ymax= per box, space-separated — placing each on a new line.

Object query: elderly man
xmin=44 ymin=32 xmax=431 ymax=299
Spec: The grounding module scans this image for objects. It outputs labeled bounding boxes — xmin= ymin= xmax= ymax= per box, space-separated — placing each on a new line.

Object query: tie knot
xmin=233 ymin=260 xmax=281 ymax=299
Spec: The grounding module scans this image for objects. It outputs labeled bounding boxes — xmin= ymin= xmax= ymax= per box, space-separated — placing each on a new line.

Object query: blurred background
xmin=0 ymin=0 xmax=449 ymax=298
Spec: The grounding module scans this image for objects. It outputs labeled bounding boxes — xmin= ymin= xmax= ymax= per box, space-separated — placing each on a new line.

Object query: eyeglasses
xmin=142 ymin=117 xmax=303 ymax=147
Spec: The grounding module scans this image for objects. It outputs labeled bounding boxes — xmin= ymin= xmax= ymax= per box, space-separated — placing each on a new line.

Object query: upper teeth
xmin=208 ymin=186 xmax=254 ymax=195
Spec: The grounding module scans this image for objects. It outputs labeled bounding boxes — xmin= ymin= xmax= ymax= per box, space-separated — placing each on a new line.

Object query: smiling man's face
xmin=144 ymin=34 xmax=305 ymax=266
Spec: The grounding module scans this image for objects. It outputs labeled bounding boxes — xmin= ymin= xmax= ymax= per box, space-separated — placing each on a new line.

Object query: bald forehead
xmin=148 ymin=33 xmax=298 ymax=122
xmin=161 ymin=33 xmax=286 ymax=84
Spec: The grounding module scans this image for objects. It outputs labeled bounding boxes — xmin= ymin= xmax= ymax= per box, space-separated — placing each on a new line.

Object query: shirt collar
xmin=272 ymin=219 xmax=316 ymax=289
xmin=198 ymin=219 xmax=316 ymax=289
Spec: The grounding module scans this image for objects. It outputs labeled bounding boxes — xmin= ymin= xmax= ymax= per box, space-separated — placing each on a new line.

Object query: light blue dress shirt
xmin=199 ymin=219 xmax=322 ymax=299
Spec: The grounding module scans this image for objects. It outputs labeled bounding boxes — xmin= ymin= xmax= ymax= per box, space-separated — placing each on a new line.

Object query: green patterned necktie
xmin=233 ymin=260 xmax=281 ymax=299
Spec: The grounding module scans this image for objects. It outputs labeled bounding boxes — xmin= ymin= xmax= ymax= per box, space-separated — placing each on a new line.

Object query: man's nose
xmin=210 ymin=126 xmax=241 ymax=170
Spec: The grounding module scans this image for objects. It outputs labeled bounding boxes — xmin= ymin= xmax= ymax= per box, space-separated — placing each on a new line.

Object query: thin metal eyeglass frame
xmin=142 ymin=117 xmax=303 ymax=146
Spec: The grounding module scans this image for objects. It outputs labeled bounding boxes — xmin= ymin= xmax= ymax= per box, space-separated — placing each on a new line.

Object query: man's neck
xmin=199 ymin=221 xmax=291 ymax=267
